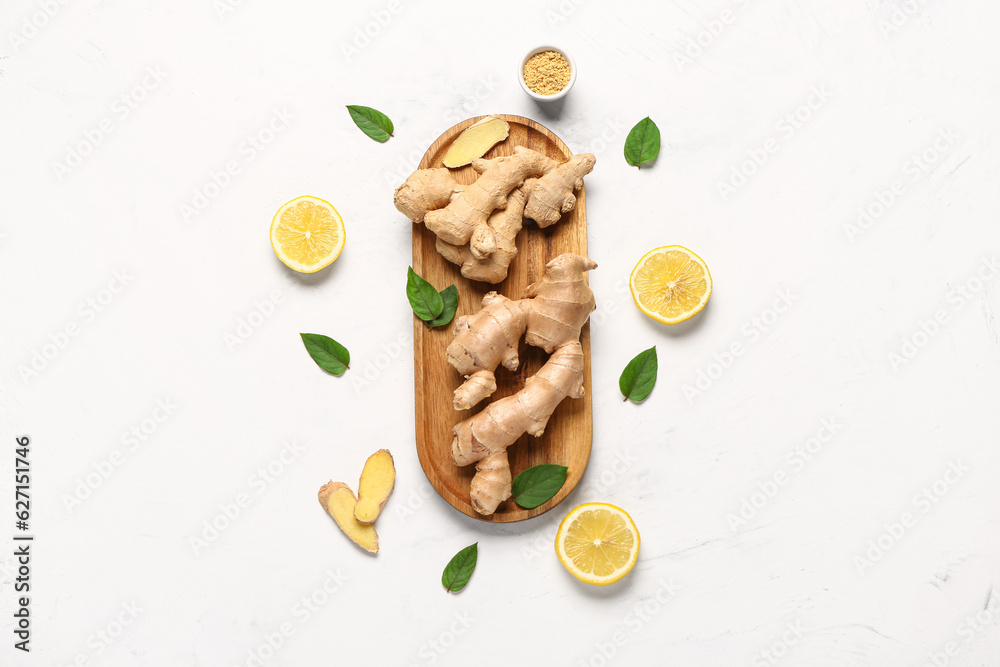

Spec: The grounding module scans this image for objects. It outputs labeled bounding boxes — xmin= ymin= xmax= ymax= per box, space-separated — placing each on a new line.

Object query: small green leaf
xmin=407 ymin=267 xmax=444 ymax=322
xmin=441 ymin=543 xmax=478 ymax=593
xmin=346 ymin=105 xmax=394 ymax=142
xmin=300 ymin=333 xmax=350 ymax=376
xmin=511 ymin=464 xmax=568 ymax=509
xmin=429 ymin=284 xmax=459 ymax=328
xmin=624 ymin=117 xmax=661 ymax=169
xmin=619 ymin=346 xmax=657 ymax=402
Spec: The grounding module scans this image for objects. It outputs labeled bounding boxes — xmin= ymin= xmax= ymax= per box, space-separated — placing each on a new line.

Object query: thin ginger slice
xmin=354 ymin=449 xmax=396 ymax=524
xmin=319 ymin=481 xmax=379 ymax=553
xmin=443 ymin=116 xmax=510 ymax=168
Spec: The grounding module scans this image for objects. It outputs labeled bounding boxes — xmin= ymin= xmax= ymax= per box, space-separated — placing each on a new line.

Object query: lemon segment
xmin=270 ymin=196 xmax=345 ymax=273
xmin=630 ymin=245 xmax=712 ymax=324
xmin=555 ymin=502 xmax=640 ymax=586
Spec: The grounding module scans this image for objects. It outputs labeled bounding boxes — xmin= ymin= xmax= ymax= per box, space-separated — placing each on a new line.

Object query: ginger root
xmin=435 ymin=185 xmax=528 ymax=285
xmin=521 ymin=252 xmax=600 ymax=353
xmin=396 ymin=142 xmax=596 ymax=284
xmin=446 ymin=253 xmax=597 ymax=515
xmin=447 ymin=252 xmax=597 ymax=410
xmin=447 ymin=291 xmax=527 ymax=409
xmin=318 ymin=482 xmax=379 ymax=553
xmin=470 ymin=450 xmax=512 ymax=517
xmin=423 ymin=146 xmax=554 ymax=252
xmin=442 ymin=116 xmax=510 ymax=168
xmin=524 ymin=153 xmax=596 ymax=227
xmin=393 ymin=168 xmax=463 ymax=223
xmin=354 ymin=449 xmax=396 ymax=524
xmin=452 ymin=370 xmax=498 ymax=412
xmin=455 ymin=341 xmax=585 ymax=515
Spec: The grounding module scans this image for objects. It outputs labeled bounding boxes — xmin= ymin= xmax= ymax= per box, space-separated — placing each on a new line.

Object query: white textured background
xmin=2 ymin=0 xmax=999 ymax=665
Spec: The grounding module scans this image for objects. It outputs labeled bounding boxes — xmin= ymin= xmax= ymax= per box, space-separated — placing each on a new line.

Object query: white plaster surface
xmin=1 ymin=0 xmax=999 ymax=665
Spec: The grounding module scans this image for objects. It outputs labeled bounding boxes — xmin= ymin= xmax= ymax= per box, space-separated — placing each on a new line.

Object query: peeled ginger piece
xmin=354 ymin=449 xmax=396 ymax=524
xmin=443 ymin=116 xmax=510 ymax=168
xmin=319 ymin=481 xmax=379 ymax=553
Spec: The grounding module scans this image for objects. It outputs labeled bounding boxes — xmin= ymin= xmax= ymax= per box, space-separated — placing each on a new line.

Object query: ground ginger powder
xmin=523 ymin=51 xmax=571 ymax=95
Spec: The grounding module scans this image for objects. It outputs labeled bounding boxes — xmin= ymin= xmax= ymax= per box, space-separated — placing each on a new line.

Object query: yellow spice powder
xmin=523 ymin=51 xmax=571 ymax=95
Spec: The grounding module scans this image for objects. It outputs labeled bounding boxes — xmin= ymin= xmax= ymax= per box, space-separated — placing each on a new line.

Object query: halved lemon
xmin=270 ymin=196 xmax=345 ymax=273
xmin=630 ymin=245 xmax=712 ymax=324
xmin=555 ymin=502 xmax=640 ymax=586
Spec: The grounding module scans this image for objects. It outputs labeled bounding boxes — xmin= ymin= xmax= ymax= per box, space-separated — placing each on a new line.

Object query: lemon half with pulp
xmin=555 ymin=502 xmax=640 ymax=586
xmin=630 ymin=245 xmax=712 ymax=324
xmin=270 ymin=196 xmax=345 ymax=273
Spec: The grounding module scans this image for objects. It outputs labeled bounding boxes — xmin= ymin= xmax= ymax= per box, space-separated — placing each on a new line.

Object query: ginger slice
xmin=443 ymin=116 xmax=510 ymax=168
xmin=354 ymin=449 xmax=396 ymax=524
xmin=318 ymin=481 xmax=379 ymax=553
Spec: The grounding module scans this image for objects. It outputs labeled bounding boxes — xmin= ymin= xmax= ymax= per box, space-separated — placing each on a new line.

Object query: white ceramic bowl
xmin=518 ymin=46 xmax=577 ymax=102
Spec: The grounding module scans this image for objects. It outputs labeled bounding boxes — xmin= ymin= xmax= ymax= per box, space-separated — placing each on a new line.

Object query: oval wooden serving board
xmin=413 ymin=114 xmax=593 ymax=522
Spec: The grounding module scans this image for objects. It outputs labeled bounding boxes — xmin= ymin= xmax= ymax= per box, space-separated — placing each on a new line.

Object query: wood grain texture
xmin=412 ymin=115 xmax=593 ymax=523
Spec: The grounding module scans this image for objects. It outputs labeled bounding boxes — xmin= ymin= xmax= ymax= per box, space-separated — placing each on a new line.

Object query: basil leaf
xmin=511 ymin=464 xmax=568 ymax=509
xmin=624 ymin=117 xmax=660 ymax=169
xmin=407 ymin=267 xmax=444 ymax=322
xmin=441 ymin=543 xmax=478 ymax=593
xmin=619 ymin=346 xmax=657 ymax=402
xmin=429 ymin=285 xmax=458 ymax=327
xmin=300 ymin=333 xmax=350 ymax=375
xmin=346 ymin=105 xmax=394 ymax=142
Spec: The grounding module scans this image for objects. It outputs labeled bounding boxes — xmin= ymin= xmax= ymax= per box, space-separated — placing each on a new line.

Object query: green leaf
xmin=624 ymin=117 xmax=661 ymax=169
xmin=511 ymin=464 xmax=569 ymax=509
xmin=346 ymin=105 xmax=394 ymax=142
xmin=407 ymin=267 xmax=444 ymax=322
xmin=619 ymin=346 xmax=657 ymax=402
xmin=429 ymin=284 xmax=459 ymax=327
xmin=300 ymin=333 xmax=350 ymax=375
xmin=441 ymin=543 xmax=478 ymax=593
